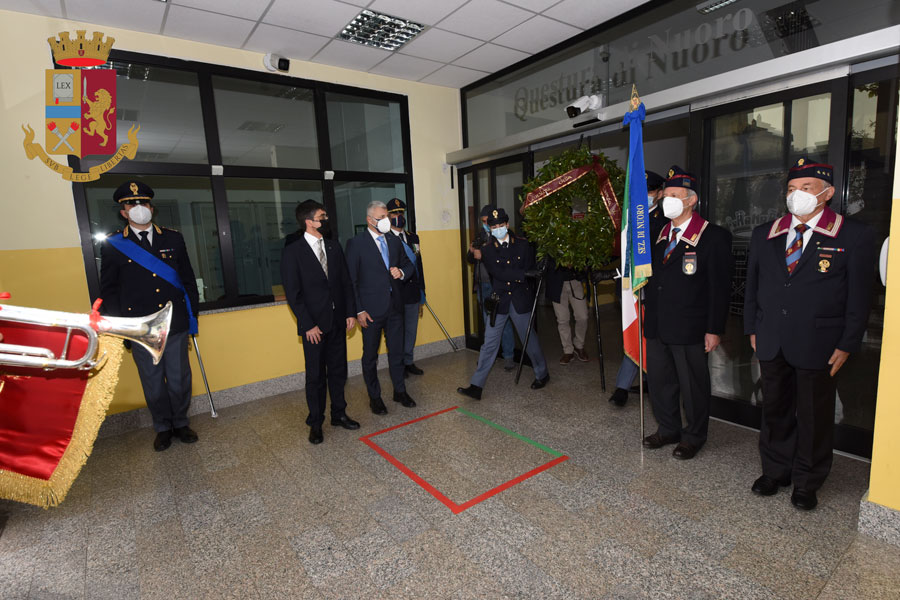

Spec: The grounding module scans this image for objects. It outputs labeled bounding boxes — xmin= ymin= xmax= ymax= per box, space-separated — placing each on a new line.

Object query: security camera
xmin=566 ymin=95 xmax=603 ymax=118
xmin=263 ymin=53 xmax=290 ymax=73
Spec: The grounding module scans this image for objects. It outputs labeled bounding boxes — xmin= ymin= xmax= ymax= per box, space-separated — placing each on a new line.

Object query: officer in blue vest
xmin=100 ymin=180 xmax=201 ymax=452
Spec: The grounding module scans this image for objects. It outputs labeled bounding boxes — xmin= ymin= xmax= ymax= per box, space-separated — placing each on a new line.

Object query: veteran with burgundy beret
xmin=744 ymin=157 xmax=876 ymax=510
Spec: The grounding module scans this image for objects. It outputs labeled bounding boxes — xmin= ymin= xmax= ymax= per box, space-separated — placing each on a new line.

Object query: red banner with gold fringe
xmin=522 ymin=155 xmax=622 ymax=229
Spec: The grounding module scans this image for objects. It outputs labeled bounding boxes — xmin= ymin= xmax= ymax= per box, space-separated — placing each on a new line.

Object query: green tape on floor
xmin=455 ymin=407 xmax=564 ymax=458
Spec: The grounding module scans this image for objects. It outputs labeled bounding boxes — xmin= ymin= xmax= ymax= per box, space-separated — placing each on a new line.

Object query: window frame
xmin=72 ymin=49 xmax=415 ymax=311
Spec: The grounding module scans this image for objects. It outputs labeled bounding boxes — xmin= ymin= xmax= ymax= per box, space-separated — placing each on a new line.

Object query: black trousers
xmin=646 ymin=337 xmax=710 ymax=446
xmin=133 ymin=330 xmax=192 ymax=433
xmin=758 ymin=351 xmax=836 ymax=491
xmin=301 ymin=314 xmax=349 ymax=427
xmin=361 ymin=308 xmax=406 ymax=400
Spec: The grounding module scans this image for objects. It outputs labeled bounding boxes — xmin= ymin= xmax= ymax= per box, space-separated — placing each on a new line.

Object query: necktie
xmin=139 ymin=231 xmax=151 ymax=251
xmin=663 ymin=227 xmax=681 ymax=264
xmin=317 ymin=238 xmax=328 ymax=278
xmin=785 ymin=223 xmax=809 ymax=274
xmin=377 ymin=235 xmax=390 ymax=269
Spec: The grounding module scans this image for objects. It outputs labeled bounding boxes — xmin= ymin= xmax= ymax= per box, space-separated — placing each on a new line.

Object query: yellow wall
xmin=867 ymin=88 xmax=900 ymax=512
xmin=0 ymin=10 xmax=464 ymax=414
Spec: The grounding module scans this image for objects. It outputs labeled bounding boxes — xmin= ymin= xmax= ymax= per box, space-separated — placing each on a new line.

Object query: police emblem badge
xmin=683 ymin=252 xmax=697 ymax=275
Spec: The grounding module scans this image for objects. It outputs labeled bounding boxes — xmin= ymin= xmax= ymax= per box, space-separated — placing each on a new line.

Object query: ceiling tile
xmin=543 ymin=0 xmax=650 ymax=30
xmin=368 ymin=0 xmax=469 ymax=26
xmin=170 ymin=0 xmax=270 ymax=21
xmin=420 ymin=64 xmax=489 ymax=88
xmin=493 ymin=15 xmax=580 ymax=54
xmin=310 ymin=39 xmax=392 ymax=71
xmin=436 ymin=0 xmax=532 ymax=41
xmin=1 ymin=0 xmax=64 ymax=18
xmin=453 ymin=43 xmax=529 ymax=73
xmin=65 ymin=0 xmax=167 ymax=35
xmin=368 ymin=53 xmax=443 ymax=80
xmin=243 ymin=24 xmax=330 ymax=61
xmin=398 ymin=28 xmax=482 ymax=63
xmin=163 ymin=5 xmax=255 ymax=48
xmin=334 ymin=0 xmax=372 ymax=6
xmin=263 ymin=0 xmax=361 ymax=37
xmin=501 ymin=0 xmax=561 ymax=11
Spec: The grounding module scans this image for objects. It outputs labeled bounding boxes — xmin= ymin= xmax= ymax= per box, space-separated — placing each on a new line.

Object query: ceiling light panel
xmin=339 ymin=9 xmax=425 ymax=51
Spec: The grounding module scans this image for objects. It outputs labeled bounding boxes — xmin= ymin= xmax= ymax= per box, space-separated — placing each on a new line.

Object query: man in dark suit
xmin=642 ymin=166 xmax=733 ymax=460
xmin=99 ymin=180 xmax=200 ymax=452
xmin=282 ymin=200 xmax=360 ymax=445
xmin=744 ymin=158 xmax=875 ymax=510
xmin=345 ymin=200 xmax=415 ymax=415
xmin=386 ymin=198 xmax=427 ymax=377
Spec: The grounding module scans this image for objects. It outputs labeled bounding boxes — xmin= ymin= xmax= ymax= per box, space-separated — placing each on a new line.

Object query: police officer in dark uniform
xmin=745 ymin=158 xmax=875 ymax=510
xmin=386 ymin=198 xmax=427 ymax=376
xmin=457 ymin=208 xmax=549 ymax=400
xmin=100 ymin=181 xmax=201 ymax=452
xmin=642 ymin=167 xmax=733 ymax=460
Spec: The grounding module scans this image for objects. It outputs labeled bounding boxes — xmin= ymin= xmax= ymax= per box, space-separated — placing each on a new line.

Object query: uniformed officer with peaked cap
xmin=744 ymin=157 xmax=875 ymax=510
xmin=642 ymin=166 xmax=733 ymax=460
xmin=100 ymin=180 xmax=201 ymax=452
xmin=386 ymin=198 xmax=427 ymax=376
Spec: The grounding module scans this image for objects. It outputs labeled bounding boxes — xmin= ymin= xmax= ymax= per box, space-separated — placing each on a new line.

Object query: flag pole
xmin=637 ymin=294 xmax=644 ymax=441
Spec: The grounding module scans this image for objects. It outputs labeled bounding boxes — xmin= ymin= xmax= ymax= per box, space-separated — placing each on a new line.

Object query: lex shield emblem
xmin=45 ymin=69 xmax=117 ymax=157
xmin=683 ymin=252 xmax=697 ymax=275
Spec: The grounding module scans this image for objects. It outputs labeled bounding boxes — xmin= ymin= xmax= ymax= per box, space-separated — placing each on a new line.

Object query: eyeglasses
xmin=312 ymin=216 xmax=329 ymax=222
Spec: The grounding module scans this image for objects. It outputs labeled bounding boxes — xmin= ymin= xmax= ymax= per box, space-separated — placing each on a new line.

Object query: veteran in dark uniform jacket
xmin=457 ymin=208 xmax=549 ymax=400
xmin=386 ymin=198 xmax=427 ymax=376
xmin=745 ymin=157 xmax=875 ymax=511
xmin=99 ymin=181 xmax=200 ymax=452
xmin=642 ymin=167 xmax=733 ymax=460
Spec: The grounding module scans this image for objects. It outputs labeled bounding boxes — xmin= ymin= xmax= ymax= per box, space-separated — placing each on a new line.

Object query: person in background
xmin=386 ymin=198 xmax=427 ymax=377
xmin=546 ymin=258 xmax=589 ymax=365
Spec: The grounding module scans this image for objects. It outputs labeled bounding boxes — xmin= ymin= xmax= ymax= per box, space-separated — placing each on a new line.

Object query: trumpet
xmin=0 ymin=300 xmax=172 ymax=370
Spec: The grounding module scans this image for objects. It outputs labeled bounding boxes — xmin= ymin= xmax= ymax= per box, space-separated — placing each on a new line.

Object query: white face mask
xmin=374 ymin=216 xmax=392 ymax=234
xmin=662 ymin=196 xmax=685 ymax=220
xmin=128 ymin=205 xmax=152 ymax=225
xmin=786 ymin=188 xmax=828 ymax=217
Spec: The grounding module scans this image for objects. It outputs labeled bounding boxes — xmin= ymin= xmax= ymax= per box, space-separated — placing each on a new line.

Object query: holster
xmin=484 ymin=292 xmax=500 ymax=327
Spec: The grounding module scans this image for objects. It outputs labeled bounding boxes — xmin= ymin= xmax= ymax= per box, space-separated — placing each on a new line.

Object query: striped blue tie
xmin=663 ymin=227 xmax=681 ymax=264
xmin=785 ymin=224 xmax=808 ymax=274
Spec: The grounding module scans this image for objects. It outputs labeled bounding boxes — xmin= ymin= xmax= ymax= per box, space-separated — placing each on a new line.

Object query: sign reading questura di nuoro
xmin=21 ymin=30 xmax=140 ymax=182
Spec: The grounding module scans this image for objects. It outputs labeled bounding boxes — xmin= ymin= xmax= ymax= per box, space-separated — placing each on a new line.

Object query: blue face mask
xmin=491 ymin=226 xmax=508 ymax=240
xmin=482 ymin=223 xmax=490 ymax=233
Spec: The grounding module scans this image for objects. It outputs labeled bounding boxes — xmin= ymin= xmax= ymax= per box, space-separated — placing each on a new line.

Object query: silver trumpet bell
xmin=0 ymin=301 xmax=172 ymax=370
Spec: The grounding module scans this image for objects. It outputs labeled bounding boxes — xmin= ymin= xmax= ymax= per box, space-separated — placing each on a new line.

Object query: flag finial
xmin=630 ymin=85 xmax=641 ymax=112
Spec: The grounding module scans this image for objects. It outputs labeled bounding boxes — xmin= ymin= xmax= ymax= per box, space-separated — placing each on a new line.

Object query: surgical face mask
xmin=647 ymin=194 xmax=658 ymax=210
xmin=482 ymin=222 xmax=490 ymax=233
xmin=491 ymin=226 xmax=508 ymax=240
xmin=373 ymin=216 xmax=392 ymax=234
xmin=662 ymin=196 xmax=685 ymax=220
xmin=128 ymin=204 xmax=152 ymax=225
xmin=315 ymin=218 xmax=330 ymax=236
xmin=391 ymin=214 xmax=406 ymax=229
xmin=786 ymin=188 xmax=828 ymax=217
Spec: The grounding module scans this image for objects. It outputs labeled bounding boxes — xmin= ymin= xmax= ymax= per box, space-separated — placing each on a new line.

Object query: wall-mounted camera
xmin=566 ymin=94 xmax=603 ymax=118
xmin=263 ymin=53 xmax=290 ymax=73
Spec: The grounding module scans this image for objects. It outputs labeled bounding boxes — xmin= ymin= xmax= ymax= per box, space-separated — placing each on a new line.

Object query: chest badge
xmin=818 ymin=259 xmax=831 ymax=273
xmin=682 ymin=252 xmax=697 ymax=276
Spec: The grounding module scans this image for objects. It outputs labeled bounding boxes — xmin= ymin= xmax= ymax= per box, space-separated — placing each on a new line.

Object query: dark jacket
xmin=466 ymin=228 xmax=492 ymax=289
xmin=281 ymin=234 xmax=356 ymax=335
xmin=744 ymin=207 xmax=875 ymax=370
xmin=393 ymin=229 xmax=425 ymax=305
xmin=345 ymin=229 xmax=414 ymax=319
xmin=99 ymin=225 xmax=200 ymax=334
xmin=482 ymin=232 xmax=535 ymax=315
xmin=644 ymin=212 xmax=733 ymax=345
xmin=545 ymin=258 xmax=585 ymax=304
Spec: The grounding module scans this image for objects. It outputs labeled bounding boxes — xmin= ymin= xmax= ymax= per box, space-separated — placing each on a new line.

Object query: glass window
xmin=333 ymin=182 xmax=406 ymax=245
xmin=212 ymin=77 xmax=318 ymax=169
xmin=223 ymin=178 xmax=323 ymax=298
xmin=83 ymin=175 xmax=225 ymax=304
xmin=82 ymin=62 xmax=208 ymax=167
xmin=790 ymin=93 xmax=831 ymax=162
xmin=327 ymin=93 xmax=405 ymax=173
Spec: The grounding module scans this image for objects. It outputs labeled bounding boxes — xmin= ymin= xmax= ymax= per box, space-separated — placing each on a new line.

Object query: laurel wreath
xmin=521 ymin=146 xmax=625 ymax=272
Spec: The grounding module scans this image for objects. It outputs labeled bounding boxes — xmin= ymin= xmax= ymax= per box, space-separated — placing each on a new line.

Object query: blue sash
xmin=107 ymin=233 xmax=199 ymax=334
xmin=399 ymin=236 xmax=426 ymax=305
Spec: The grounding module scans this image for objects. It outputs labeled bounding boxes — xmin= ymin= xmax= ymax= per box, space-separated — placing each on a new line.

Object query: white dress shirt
xmin=786 ymin=210 xmax=824 ymax=252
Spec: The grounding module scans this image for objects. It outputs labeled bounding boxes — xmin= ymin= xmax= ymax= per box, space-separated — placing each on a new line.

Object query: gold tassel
xmin=0 ymin=336 xmax=125 ymax=508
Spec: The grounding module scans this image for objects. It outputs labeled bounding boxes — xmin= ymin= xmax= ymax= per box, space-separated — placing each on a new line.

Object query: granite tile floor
xmin=2 ymin=344 xmax=899 ymax=599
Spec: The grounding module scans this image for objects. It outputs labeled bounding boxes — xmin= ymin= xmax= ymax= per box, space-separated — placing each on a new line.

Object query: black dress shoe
xmin=642 ymin=432 xmax=680 ymax=449
xmin=370 ymin=398 xmax=388 ymax=415
xmin=393 ymin=391 xmax=416 ymax=408
xmin=405 ymin=364 xmax=424 ymax=375
xmin=672 ymin=442 xmax=699 ymax=460
xmin=331 ymin=415 xmax=360 ymax=430
xmin=457 ymin=384 xmax=482 ymax=400
xmin=791 ymin=488 xmax=818 ymax=511
xmin=751 ymin=475 xmax=788 ymax=496
xmin=609 ymin=387 xmax=629 ymax=407
xmin=153 ymin=430 xmax=173 ymax=452
xmin=309 ymin=426 xmax=323 ymax=445
xmin=173 ymin=426 xmax=198 ymax=444
xmin=530 ymin=374 xmax=550 ymax=389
